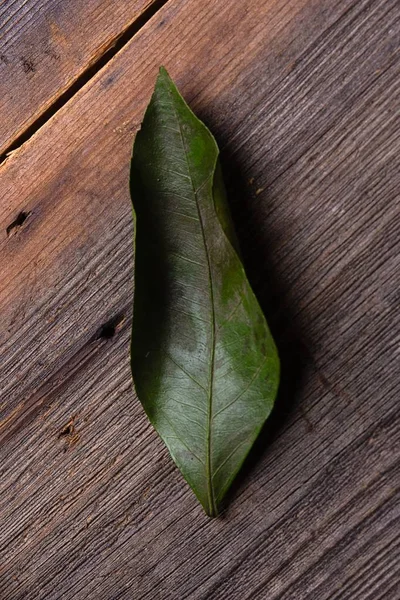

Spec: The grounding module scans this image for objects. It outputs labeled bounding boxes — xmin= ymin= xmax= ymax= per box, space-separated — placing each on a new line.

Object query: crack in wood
xmin=0 ymin=0 xmax=171 ymax=166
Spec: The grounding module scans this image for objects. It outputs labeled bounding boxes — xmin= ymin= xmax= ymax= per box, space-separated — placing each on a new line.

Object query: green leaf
xmin=130 ymin=67 xmax=280 ymax=517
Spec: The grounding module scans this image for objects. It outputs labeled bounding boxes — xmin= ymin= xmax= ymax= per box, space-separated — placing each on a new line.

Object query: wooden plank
xmin=0 ymin=0 xmax=163 ymax=156
xmin=0 ymin=0 xmax=399 ymax=598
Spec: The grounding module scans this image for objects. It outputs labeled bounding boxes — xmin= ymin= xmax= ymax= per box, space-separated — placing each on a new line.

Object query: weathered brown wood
xmin=0 ymin=0 xmax=162 ymax=156
xmin=0 ymin=0 xmax=399 ymax=598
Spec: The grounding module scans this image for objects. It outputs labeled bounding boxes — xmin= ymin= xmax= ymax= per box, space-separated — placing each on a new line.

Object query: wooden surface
xmin=0 ymin=0 xmax=399 ymax=598
xmin=0 ymin=0 xmax=160 ymax=156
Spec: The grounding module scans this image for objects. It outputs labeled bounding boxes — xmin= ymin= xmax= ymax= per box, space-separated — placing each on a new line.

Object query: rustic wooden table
xmin=1 ymin=0 xmax=399 ymax=598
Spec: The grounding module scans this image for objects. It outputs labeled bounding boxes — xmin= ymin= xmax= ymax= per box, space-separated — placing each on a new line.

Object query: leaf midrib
xmin=165 ymin=84 xmax=218 ymax=517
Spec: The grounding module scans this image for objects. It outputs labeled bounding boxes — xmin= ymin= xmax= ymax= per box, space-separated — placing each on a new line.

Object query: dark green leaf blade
xmin=130 ymin=67 xmax=280 ymax=516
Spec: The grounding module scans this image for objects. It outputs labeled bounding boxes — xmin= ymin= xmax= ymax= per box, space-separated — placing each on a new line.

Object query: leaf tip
xmin=158 ymin=65 xmax=170 ymax=79
xmin=156 ymin=66 xmax=176 ymax=96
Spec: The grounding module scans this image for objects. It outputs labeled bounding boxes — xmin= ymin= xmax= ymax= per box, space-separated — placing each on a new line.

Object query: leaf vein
xmin=165 ymin=399 xmax=208 ymax=416
xmin=170 ymin=306 xmax=211 ymax=324
xmin=160 ymin=208 xmax=198 ymax=221
xmin=163 ymin=417 xmax=205 ymax=467
xmin=148 ymin=164 xmax=192 ymax=180
xmin=167 ymin=86 xmax=218 ymax=516
xmin=213 ymin=361 xmax=265 ymax=419
xmin=162 ymin=350 xmax=208 ymax=392
xmin=169 ymin=252 xmax=205 ymax=267
xmin=195 ymin=172 xmax=213 ymax=194
xmin=212 ymin=440 xmax=245 ymax=480
xmin=217 ymin=299 xmax=242 ymax=331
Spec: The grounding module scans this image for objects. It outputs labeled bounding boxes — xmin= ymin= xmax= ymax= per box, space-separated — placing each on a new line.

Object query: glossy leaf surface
xmin=130 ymin=67 xmax=280 ymax=516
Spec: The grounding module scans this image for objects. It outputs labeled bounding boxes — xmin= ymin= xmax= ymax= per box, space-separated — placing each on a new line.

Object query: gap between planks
xmin=0 ymin=0 xmax=171 ymax=166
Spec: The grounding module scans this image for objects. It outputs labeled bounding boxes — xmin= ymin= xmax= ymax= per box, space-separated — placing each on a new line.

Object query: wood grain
xmin=0 ymin=0 xmax=162 ymax=156
xmin=0 ymin=0 xmax=399 ymax=598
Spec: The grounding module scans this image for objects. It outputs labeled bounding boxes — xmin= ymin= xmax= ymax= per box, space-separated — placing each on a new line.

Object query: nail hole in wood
xmin=6 ymin=211 xmax=31 ymax=237
xmin=58 ymin=417 xmax=80 ymax=450
xmin=97 ymin=313 xmax=125 ymax=340
xmin=58 ymin=422 xmax=74 ymax=438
